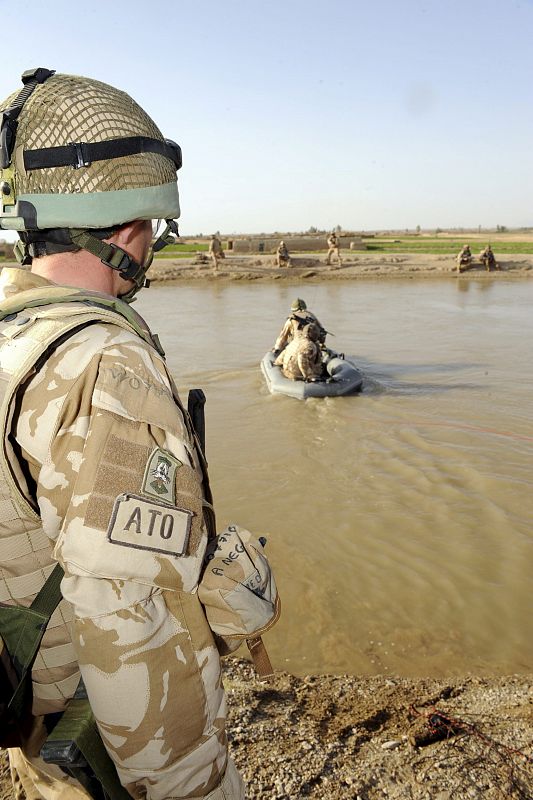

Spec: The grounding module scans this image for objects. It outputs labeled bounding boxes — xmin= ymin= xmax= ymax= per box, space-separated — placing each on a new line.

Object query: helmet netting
xmin=1 ymin=74 xmax=176 ymax=195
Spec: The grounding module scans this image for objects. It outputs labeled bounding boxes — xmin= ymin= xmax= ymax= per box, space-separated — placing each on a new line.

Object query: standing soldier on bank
xmin=0 ymin=68 xmax=279 ymax=800
xmin=326 ymin=230 xmax=342 ymax=266
xmin=209 ymin=232 xmax=224 ymax=270
xmin=276 ymin=240 xmax=291 ymax=268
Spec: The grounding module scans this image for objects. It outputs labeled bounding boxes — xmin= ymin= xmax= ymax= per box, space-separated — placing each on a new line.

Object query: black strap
xmin=24 ymin=136 xmax=182 ymax=171
xmin=187 ymin=389 xmax=206 ymax=457
xmin=0 ymin=68 xmax=55 ymax=169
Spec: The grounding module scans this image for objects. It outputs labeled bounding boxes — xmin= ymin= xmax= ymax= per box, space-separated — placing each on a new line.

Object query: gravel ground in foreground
xmin=0 ymin=658 xmax=531 ymax=799
xmin=224 ymin=658 xmax=532 ymax=800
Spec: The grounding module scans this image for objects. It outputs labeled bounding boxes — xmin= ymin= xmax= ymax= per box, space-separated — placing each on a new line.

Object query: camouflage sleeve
xmin=274 ymin=317 xmax=292 ymax=351
xmin=15 ymin=324 xmax=232 ymax=798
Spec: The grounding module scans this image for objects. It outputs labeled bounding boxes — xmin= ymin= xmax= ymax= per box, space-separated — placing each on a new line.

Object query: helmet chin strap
xmin=69 ymin=229 xmax=147 ymax=303
xmin=71 ymin=219 xmax=179 ymax=303
xmin=13 ymin=220 xmax=179 ymax=304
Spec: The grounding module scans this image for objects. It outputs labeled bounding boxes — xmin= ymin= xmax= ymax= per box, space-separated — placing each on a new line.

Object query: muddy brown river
xmin=136 ymin=278 xmax=533 ymax=678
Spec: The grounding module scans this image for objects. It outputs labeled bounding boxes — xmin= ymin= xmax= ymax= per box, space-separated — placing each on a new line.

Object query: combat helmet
xmin=291 ymin=297 xmax=306 ymax=311
xmin=0 ymin=68 xmax=182 ymax=300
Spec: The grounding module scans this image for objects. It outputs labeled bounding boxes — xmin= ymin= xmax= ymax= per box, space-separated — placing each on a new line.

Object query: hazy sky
xmin=1 ymin=0 xmax=532 ymax=234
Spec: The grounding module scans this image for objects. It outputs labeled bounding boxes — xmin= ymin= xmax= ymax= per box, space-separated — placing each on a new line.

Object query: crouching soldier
xmin=276 ymin=240 xmax=291 ymax=268
xmin=275 ymin=323 xmax=324 ymax=381
xmin=456 ymin=244 xmax=472 ymax=272
xmin=479 ymin=244 xmax=499 ymax=271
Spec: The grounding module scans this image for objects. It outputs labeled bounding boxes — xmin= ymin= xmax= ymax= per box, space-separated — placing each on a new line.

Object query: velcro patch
xmin=107 ymin=493 xmax=193 ymax=557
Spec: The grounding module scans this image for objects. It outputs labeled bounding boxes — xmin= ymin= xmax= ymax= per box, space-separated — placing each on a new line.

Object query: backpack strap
xmin=0 ymin=562 xmax=63 ymax=720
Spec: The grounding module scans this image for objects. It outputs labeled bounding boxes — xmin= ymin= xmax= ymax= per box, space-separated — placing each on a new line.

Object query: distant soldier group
xmin=276 ymin=233 xmax=343 ymax=268
xmin=456 ymin=243 xmax=500 ymax=272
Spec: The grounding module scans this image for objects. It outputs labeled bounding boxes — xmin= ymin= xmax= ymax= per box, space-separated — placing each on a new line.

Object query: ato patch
xmin=107 ymin=493 xmax=193 ymax=557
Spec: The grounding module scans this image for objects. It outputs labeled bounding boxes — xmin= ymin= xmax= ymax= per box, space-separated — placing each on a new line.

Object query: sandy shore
xmin=1 ymin=657 xmax=530 ymax=799
xmin=147 ymin=252 xmax=533 ymax=283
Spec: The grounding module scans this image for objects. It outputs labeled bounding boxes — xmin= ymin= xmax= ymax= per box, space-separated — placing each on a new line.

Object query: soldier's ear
xmin=111 ymin=220 xmax=151 ymax=249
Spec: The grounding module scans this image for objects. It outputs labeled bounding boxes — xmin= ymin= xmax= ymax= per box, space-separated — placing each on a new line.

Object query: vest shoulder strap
xmin=0 ymin=285 xmax=164 ymax=355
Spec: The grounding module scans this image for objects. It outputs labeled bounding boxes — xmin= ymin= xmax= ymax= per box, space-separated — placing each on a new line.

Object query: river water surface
xmin=136 ymin=278 xmax=532 ymax=677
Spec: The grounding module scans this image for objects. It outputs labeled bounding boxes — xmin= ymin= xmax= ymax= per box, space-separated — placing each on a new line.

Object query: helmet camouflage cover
xmin=291 ymin=297 xmax=306 ymax=311
xmin=0 ymin=68 xmax=181 ymax=298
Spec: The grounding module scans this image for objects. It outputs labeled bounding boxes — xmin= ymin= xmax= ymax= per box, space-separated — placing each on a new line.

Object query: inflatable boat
xmin=261 ymin=351 xmax=363 ymax=399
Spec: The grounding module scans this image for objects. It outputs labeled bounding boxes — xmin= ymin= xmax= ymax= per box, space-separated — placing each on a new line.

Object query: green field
xmin=362 ymin=237 xmax=533 ymax=255
xmin=153 ymin=236 xmax=533 ymax=260
xmin=154 ymin=242 xmax=209 ymax=259
xmin=154 ymin=242 xmax=226 ymax=259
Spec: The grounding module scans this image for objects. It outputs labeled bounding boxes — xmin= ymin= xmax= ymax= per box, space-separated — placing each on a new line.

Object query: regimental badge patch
xmin=142 ymin=448 xmax=183 ymax=504
xmin=107 ymin=493 xmax=193 ymax=557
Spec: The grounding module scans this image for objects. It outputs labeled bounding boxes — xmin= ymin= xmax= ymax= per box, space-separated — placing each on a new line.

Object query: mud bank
xmin=148 ymin=252 xmax=533 ymax=284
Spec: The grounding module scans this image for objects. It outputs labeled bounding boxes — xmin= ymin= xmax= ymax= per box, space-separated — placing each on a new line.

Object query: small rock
xmin=381 ymin=739 xmax=402 ymax=750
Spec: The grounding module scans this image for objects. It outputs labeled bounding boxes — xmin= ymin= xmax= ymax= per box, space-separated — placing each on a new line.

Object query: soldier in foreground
xmin=209 ymin=233 xmax=224 ymax=270
xmin=326 ymin=231 xmax=342 ymax=266
xmin=276 ymin=240 xmax=291 ymax=268
xmin=0 ymin=69 xmax=279 ymax=800
xmin=273 ymin=297 xmax=326 ymax=354
xmin=274 ymin=323 xmax=324 ymax=381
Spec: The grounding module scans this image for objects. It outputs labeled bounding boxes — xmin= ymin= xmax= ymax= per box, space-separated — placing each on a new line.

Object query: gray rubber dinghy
xmin=261 ymin=351 xmax=363 ymax=399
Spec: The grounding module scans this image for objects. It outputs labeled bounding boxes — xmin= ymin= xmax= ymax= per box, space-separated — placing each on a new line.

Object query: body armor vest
xmin=0 ymin=285 xmax=211 ymax=715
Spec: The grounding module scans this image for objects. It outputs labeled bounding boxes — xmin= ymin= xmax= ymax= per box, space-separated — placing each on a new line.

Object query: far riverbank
xmin=147 ymin=251 xmax=533 ymax=283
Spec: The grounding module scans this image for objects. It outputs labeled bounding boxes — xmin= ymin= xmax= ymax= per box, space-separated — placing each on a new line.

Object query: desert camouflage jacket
xmin=273 ymin=309 xmax=322 ymax=352
xmin=274 ymin=334 xmax=323 ymax=380
xmin=209 ymin=237 xmax=223 ymax=255
xmin=0 ymin=268 xmax=233 ymax=799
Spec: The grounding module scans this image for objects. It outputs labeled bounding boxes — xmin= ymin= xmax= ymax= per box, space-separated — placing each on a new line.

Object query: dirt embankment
xmin=2 ymin=658 xmax=531 ymax=800
xmin=223 ymin=659 xmax=532 ymax=800
xmin=147 ymin=252 xmax=533 ymax=284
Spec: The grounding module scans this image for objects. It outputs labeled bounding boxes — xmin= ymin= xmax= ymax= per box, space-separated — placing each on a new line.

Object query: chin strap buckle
xmin=13 ymin=239 xmax=32 ymax=265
